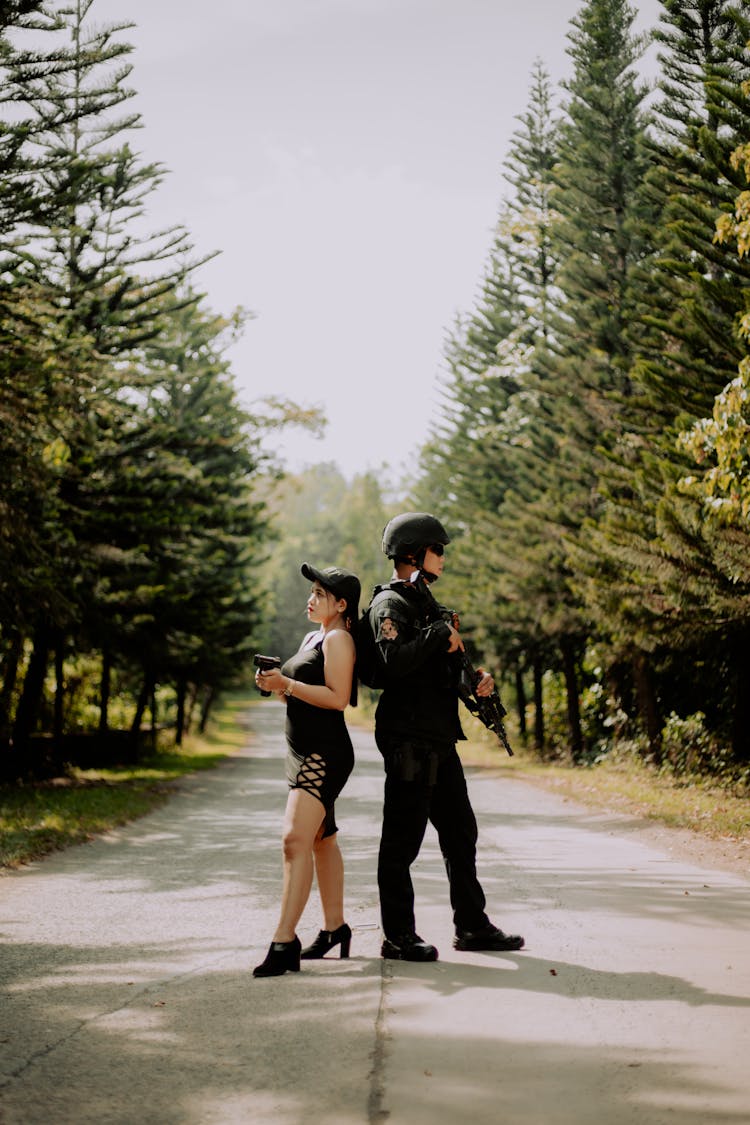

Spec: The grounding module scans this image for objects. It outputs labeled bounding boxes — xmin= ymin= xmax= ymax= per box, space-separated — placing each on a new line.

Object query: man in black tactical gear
xmin=367 ymin=511 xmax=525 ymax=962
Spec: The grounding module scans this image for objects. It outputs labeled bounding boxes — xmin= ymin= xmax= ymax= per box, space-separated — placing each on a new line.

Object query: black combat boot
xmin=453 ymin=922 xmax=524 ymax=952
xmin=381 ymin=933 xmax=439 ymax=962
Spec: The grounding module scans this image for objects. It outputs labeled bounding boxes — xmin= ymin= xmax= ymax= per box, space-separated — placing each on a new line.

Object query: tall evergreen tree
xmin=16 ymin=0 xmax=206 ymax=349
xmin=413 ymin=61 xmax=561 ymax=747
xmin=491 ymin=0 xmax=652 ymax=758
xmin=422 ymin=60 xmax=559 ymax=521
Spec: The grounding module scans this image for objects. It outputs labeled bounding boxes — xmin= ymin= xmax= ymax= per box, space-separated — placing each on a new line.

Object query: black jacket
xmin=368 ymin=575 xmax=465 ymax=744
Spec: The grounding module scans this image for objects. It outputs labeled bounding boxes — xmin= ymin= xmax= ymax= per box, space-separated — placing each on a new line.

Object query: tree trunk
xmin=149 ymin=681 xmax=158 ymax=751
xmin=632 ymin=650 xmax=660 ymax=761
xmin=130 ymin=674 xmax=149 ymax=742
xmin=185 ymin=681 xmax=200 ymax=734
xmin=53 ymin=636 xmax=64 ymax=749
xmin=0 ymin=631 xmax=23 ymax=742
xmin=532 ymin=658 xmax=544 ymax=752
xmin=175 ymin=678 xmax=186 ymax=746
xmin=515 ymin=667 xmax=527 ymax=740
xmin=199 ymin=686 xmax=215 ymax=734
xmin=560 ymin=637 xmax=584 ymax=762
xmin=98 ymin=648 xmax=111 ymax=736
xmin=730 ymin=635 xmax=750 ymax=764
xmin=606 ymin=658 xmax=632 ymax=721
xmin=12 ymin=623 xmax=51 ymax=749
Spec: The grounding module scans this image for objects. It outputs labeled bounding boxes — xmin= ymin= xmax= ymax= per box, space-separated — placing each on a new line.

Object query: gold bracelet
xmin=283 ymin=680 xmax=295 ymax=697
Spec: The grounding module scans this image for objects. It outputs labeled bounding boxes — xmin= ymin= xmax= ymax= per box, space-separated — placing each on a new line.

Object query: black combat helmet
xmin=381 ymin=512 xmax=450 ymax=560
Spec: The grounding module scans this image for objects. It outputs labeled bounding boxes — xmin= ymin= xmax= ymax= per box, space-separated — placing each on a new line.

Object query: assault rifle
xmin=441 ymin=608 xmax=514 ymax=757
xmin=455 ymin=651 xmax=514 ymax=757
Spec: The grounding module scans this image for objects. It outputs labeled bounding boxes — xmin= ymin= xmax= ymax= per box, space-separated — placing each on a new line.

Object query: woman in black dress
xmin=253 ymin=562 xmax=360 ymax=978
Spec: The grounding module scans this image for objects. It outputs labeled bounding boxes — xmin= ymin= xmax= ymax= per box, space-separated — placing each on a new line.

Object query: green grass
xmin=0 ymin=695 xmax=252 ymax=869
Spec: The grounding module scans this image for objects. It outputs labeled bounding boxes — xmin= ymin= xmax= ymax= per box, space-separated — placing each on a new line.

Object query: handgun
xmin=253 ymin=654 xmax=281 ymax=696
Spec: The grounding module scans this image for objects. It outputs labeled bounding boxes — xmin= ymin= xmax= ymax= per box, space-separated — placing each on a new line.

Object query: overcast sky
xmin=96 ymin=0 xmax=663 ymax=482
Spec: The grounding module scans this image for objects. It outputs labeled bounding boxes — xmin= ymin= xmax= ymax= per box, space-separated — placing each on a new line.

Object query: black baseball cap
xmin=300 ymin=562 xmax=361 ymax=616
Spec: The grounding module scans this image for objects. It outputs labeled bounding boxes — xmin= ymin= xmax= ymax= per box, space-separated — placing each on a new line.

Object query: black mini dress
xmin=282 ymin=632 xmax=354 ymax=838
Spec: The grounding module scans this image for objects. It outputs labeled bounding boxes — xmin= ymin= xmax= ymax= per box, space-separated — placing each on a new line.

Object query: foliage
xmin=678 ymin=124 xmax=750 ymax=538
xmin=658 ymin=710 xmax=733 ymax=779
xmin=679 ymin=361 xmax=750 ymax=533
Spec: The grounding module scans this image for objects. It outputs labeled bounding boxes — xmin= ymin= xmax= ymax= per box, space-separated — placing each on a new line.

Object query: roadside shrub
xmin=538 ymin=657 xmax=626 ymax=764
xmin=659 ymin=711 xmax=731 ymax=780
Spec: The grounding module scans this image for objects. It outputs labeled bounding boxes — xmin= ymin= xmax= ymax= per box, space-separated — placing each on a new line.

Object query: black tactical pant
xmin=376 ymin=736 xmax=490 ymax=941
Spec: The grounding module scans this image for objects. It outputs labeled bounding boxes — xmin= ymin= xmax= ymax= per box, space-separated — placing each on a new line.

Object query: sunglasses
xmin=427 ymin=543 xmax=445 ymax=557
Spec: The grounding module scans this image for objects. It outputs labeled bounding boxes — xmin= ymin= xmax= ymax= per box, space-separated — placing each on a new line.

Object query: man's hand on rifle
xmin=475 ymin=668 xmax=495 ymax=698
xmin=445 ymin=624 xmax=465 ymax=653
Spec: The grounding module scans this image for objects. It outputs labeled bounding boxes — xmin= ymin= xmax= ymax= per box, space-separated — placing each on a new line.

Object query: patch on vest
xmin=380 ymin=617 xmax=399 ymax=641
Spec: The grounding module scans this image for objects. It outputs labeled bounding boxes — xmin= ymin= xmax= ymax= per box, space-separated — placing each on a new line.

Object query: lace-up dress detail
xmin=282 ymin=634 xmax=354 ymax=836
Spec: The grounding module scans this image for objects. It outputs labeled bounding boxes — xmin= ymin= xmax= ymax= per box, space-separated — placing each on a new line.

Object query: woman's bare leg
xmin=312 ymin=831 xmax=345 ymax=931
xmin=273 ymin=788 xmax=325 ymax=942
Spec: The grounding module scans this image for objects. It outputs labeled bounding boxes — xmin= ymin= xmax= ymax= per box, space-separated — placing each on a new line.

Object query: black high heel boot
xmin=253 ymin=935 xmax=301 ymax=977
xmin=300 ymin=922 xmax=352 ymax=960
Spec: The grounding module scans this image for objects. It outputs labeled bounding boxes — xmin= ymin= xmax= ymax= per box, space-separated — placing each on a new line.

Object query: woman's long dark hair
xmin=343 ymin=601 xmax=358 ymax=708
xmin=321 ymin=586 xmax=358 ymax=708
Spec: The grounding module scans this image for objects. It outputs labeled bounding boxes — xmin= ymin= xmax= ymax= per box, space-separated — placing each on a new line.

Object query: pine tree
xmin=436 ymin=60 xmax=559 ymax=513
xmin=16 ymin=0 xmax=207 ymax=350
xmin=530 ymin=0 xmax=653 ymax=503
xmin=493 ymin=0 xmax=653 ymax=759
xmin=413 ymin=62 xmax=561 ymax=746
xmin=418 ymin=66 xmax=559 ymax=622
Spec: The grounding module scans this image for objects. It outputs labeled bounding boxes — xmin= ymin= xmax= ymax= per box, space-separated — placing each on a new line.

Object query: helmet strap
xmin=402 ymin=556 xmax=440 ymax=585
xmin=413 ymin=545 xmax=440 ymax=583
xmin=394 ymin=550 xmax=439 ymax=584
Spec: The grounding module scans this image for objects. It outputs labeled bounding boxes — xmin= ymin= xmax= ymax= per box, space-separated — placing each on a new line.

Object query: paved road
xmin=1 ymin=702 xmax=749 ymax=1125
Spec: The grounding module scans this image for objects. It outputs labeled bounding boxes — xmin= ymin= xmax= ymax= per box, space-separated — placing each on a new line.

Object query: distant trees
xmin=416 ymin=0 xmax=750 ymax=780
xmin=258 ymin=464 xmax=393 ymax=663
